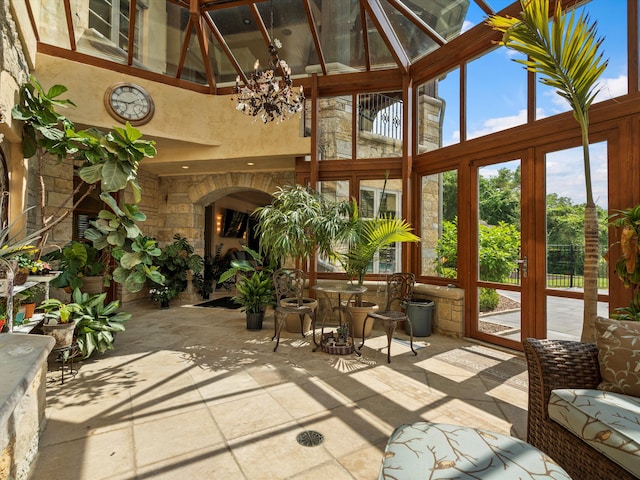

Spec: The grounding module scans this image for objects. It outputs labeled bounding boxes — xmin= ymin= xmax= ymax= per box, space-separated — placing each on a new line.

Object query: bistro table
xmin=311 ymin=283 xmax=367 ymax=353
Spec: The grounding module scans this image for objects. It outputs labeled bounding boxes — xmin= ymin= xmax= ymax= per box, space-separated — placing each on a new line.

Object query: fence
xmin=510 ymin=244 xmax=608 ymax=289
xmin=358 ymin=93 xmax=402 ymax=140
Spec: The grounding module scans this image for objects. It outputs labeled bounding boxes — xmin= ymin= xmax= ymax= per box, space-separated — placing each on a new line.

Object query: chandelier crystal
xmin=234 ymin=39 xmax=305 ymax=123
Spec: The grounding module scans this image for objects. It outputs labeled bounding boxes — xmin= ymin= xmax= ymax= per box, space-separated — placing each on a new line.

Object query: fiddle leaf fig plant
xmin=12 ymin=75 xmax=162 ymax=293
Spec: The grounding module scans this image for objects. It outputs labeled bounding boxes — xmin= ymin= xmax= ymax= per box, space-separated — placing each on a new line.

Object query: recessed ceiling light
xmin=247 ymin=162 xmax=255 ymax=166
xmin=243 ymin=18 xmax=251 ymax=25
xmin=181 ymin=165 xmax=189 ymax=169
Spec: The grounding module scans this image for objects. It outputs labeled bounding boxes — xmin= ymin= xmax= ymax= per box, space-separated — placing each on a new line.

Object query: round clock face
xmin=105 ymin=83 xmax=154 ymax=125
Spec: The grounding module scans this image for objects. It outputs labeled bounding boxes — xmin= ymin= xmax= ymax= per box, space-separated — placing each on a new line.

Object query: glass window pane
xmin=310 ymin=0 xmax=366 ymax=74
xmin=256 ymin=0 xmax=320 ymax=78
xmin=357 ymin=92 xmax=402 ymax=158
xmin=466 ymin=48 xmax=527 ymax=140
xmin=360 ymin=178 xmax=403 ymax=274
xmin=478 ymin=160 xmax=521 ymax=284
xmin=317 ymin=180 xmax=349 ymax=273
xmin=545 ymin=142 xmax=608 ymax=294
xmin=318 ymin=180 xmax=350 ymax=202
xmin=536 ymin=0 xmax=627 ymax=120
xmin=424 ymin=170 xmax=457 ymax=278
xmin=318 ymin=96 xmax=353 ymax=160
xmin=417 ymin=68 xmax=460 ymax=154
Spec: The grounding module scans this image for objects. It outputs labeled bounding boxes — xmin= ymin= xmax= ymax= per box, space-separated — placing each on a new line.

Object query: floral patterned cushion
xmin=595 ymin=316 xmax=640 ymax=397
xmin=549 ymin=388 xmax=640 ymax=477
xmin=378 ymin=422 xmax=571 ymax=479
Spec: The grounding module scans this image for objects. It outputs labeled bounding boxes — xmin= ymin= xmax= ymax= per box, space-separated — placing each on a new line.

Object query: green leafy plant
xmin=44 ymin=241 xmax=107 ymax=290
xmin=340 ymin=202 xmax=419 ymax=286
xmin=608 ymin=204 xmax=640 ymax=321
xmin=40 ymin=288 xmax=130 ymax=358
xmin=71 ymin=289 xmax=130 ymax=358
xmin=153 ymin=234 xmax=203 ymax=300
xmin=253 ymin=184 xmax=351 ymax=267
xmin=11 ymin=75 xmax=160 ymax=293
xmin=232 ymin=270 xmax=275 ymax=314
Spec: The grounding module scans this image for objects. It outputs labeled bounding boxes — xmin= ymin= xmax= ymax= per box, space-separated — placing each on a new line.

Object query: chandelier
xmin=234 ymin=3 xmax=305 ymax=123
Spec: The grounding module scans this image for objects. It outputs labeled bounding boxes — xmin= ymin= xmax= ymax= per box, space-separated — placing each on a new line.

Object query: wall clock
xmin=104 ymin=82 xmax=155 ymax=126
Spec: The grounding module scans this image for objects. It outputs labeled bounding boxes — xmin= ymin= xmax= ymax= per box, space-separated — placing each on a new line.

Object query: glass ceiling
xmin=32 ymin=0 xmax=515 ymax=91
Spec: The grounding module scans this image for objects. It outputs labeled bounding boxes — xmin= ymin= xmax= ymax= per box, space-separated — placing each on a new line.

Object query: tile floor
xmin=30 ymin=296 xmax=529 ymax=480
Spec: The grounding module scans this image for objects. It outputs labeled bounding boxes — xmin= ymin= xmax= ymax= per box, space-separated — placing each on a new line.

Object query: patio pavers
xmin=30 ymin=297 xmax=528 ymax=479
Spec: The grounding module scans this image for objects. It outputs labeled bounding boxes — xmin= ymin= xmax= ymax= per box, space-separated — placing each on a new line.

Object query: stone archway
xmin=157 ymin=171 xmax=294 ymax=253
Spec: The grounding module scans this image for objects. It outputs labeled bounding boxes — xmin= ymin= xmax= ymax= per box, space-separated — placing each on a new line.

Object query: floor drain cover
xmin=296 ymin=430 xmax=324 ymax=447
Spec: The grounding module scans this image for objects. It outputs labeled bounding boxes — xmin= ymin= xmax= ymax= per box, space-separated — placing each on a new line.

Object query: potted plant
xmin=12 ymin=76 xmax=163 ymax=295
xmin=68 ymin=288 xmax=130 ymax=358
xmin=44 ymin=241 xmax=107 ymax=294
xmin=148 ymin=284 xmax=177 ymax=309
xmin=16 ymin=284 xmax=45 ymax=320
xmin=232 ymin=270 xmax=276 ymax=330
xmin=39 ymin=288 xmax=130 ymax=357
xmin=219 ymin=246 xmax=275 ymax=329
xmin=192 ymin=250 xmax=221 ymax=300
xmin=608 ymin=204 xmax=640 ymax=321
xmin=39 ymin=297 xmax=83 ymax=348
xmin=152 ymin=234 xmax=203 ymax=305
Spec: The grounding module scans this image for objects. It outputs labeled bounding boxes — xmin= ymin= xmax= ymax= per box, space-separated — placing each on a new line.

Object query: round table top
xmin=312 ymin=283 xmax=367 ymax=294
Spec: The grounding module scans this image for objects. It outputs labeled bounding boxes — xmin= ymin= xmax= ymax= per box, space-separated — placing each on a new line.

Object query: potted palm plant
xmin=340 ymin=197 xmax=420 ymax=338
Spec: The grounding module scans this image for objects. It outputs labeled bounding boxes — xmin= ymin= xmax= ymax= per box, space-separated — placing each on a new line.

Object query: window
xmin=357 ymin=91 xmax=403 ymax=158
xmin=360 ymin=179 xmax=402 ymax=274
xmin=422 ymin=169 xmax=458 ymax=278
xmin=89 ymin=0 xmax=144 ymax=60
xmin=417 ymin=68 xmax=460 ymax=153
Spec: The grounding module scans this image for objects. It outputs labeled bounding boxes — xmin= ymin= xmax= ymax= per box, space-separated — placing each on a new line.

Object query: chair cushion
xmin=549 ymin=388 xmax=640 ymax=476
xmin=595 ymin=316 xmax=640 ymax=397
xmin=378 ymin=422 xmax=571 ymax=479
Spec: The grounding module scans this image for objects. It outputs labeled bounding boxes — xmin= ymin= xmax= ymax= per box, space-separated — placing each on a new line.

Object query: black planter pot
xmin=246 ymin=311 xmax=264 ymax=330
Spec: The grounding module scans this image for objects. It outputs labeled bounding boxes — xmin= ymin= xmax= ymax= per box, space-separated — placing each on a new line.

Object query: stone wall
xmin=412 ymin=284 xmax=464 ymax=337
xmin=0 ymin=0 xmax=31 ymax=229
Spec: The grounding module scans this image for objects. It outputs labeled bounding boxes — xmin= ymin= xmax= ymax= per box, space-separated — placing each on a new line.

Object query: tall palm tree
xmin=487 ymin=0 xmax=608 ymax=341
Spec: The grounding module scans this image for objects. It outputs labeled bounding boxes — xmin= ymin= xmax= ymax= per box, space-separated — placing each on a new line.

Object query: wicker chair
xmin=523 ymin=338 xmax=636 ymax=480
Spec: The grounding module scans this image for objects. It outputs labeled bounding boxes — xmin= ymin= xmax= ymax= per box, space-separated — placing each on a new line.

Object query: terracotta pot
xmin=280 ymin=298 xmax=317 ymax=333
xmin=347 ymin=301 xmax=379 ymax=339
xmin=42 ymin=321 xmax=76 ymax=348
xmin=23 ymin=303 xmax=36 ymax=319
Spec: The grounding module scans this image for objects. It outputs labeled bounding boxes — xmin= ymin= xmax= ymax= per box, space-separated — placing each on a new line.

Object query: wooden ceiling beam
xmin=63 ymin=0 xmax=76 ymax=50
xmin=303 ymin=0 xmax=327 ymax=76
xmin=176 ymin=16 xmax=195 ymax=79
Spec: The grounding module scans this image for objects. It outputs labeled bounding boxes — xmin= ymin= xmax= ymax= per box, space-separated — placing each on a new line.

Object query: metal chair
xmin=358 ymin=272 xmax=416 ymax=363
xmin=271 ymin=268 xmax=317 ymax=352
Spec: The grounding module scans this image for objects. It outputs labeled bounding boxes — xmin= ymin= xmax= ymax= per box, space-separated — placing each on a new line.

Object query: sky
xmin=438 ymin=0 xmax=625 ymax=210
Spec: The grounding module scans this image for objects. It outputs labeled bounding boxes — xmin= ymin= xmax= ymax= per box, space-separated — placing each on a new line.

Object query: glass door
xmin=471 ymin=157 xmax=530 ymax=349
xmin=544 ymin=142 xmax=609 ymax=340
